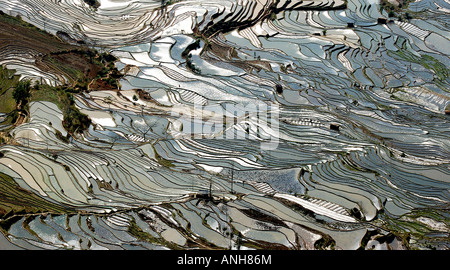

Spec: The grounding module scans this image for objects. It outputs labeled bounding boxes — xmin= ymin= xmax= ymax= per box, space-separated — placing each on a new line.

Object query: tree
xmin=275 ymin=84 xmax=283 ymax=94
xmin=13 ymin=80 xmax=31 ymax=108
xmin=63 ymin=107 xmax=91 ymax=135
xmin=83 ymin=0 xmax=100 ymax=9
xmin=404 ymin=12 xmax=412 ymax=20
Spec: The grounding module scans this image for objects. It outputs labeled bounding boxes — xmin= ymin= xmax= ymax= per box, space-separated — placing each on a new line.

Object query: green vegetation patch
xmin=43 ymin=53 xmax=86 ymax=83
xmin=375 ymin=207 xmax=450 ymax=249
xmin=30 ymin=84 xmax=91 ymax=136
xmin=0 ymin=68 xmax=32 ymax=138
xmin=127 ymin=217 xmax=181 ymax=249
xmin=12 ymin=80 xmax=31 ymax=109
xmin=380 ymin=0 xmax=414 ymax=20
xmin=0 ymin=66 xmax=20 ymax=115
xmin=149 ymin=144 xmax=175 ymax=168
xmin=40 ymin=49 xmax=122 ymax=91
xmin=63 ymin=107 xmax=91 ymax=135
xmin=0 ymin=88 xmax=16 ymax=115
xmin=0 ymin=66 xmax=20 ymax=96
xmin=0 ymin=172 xmax=73 ymax=222
xmin=0 ymin=12 xmax=56 ymax=38
xmin=388 ymin=49 xmax=449 ymax=82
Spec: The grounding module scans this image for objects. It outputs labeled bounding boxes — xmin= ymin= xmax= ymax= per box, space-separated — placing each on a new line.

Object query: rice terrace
xmin=0 ymin=0 xmax=449 ymax=252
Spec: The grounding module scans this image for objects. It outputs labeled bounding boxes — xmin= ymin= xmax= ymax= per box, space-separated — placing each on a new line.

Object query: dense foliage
xmin=12 ymin=80 xmax=31 ymax=109
xmin=83 ymin=0 xmax=100 ymax=9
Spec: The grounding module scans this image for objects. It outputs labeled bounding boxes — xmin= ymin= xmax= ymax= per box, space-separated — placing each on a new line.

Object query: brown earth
xmin=0 ymin=13 xmax=120 ymax=90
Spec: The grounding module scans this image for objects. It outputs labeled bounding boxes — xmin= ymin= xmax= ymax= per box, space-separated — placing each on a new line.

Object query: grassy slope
xmin=0 ymin=172 xmax=73 ymax=218
xmin=0 ymin=12 xmax=75 ymax=54
xmin=0 ymin=66 xmax=20 ymax=114
xmin=30 ymin=84 xmax=91 ymax=136
xmin=0 ymin=12 xmax=121 ymax=90
xmin=0 ymin=88 xmax=15 ymax=114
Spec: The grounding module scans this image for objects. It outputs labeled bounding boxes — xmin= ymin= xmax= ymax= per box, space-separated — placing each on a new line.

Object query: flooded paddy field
xmin=0 ymin=0 xmax=449 ymax=250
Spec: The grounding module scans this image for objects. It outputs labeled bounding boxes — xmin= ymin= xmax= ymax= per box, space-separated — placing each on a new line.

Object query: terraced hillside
xmin=0 ymin=0 xmax=449 ymax=250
